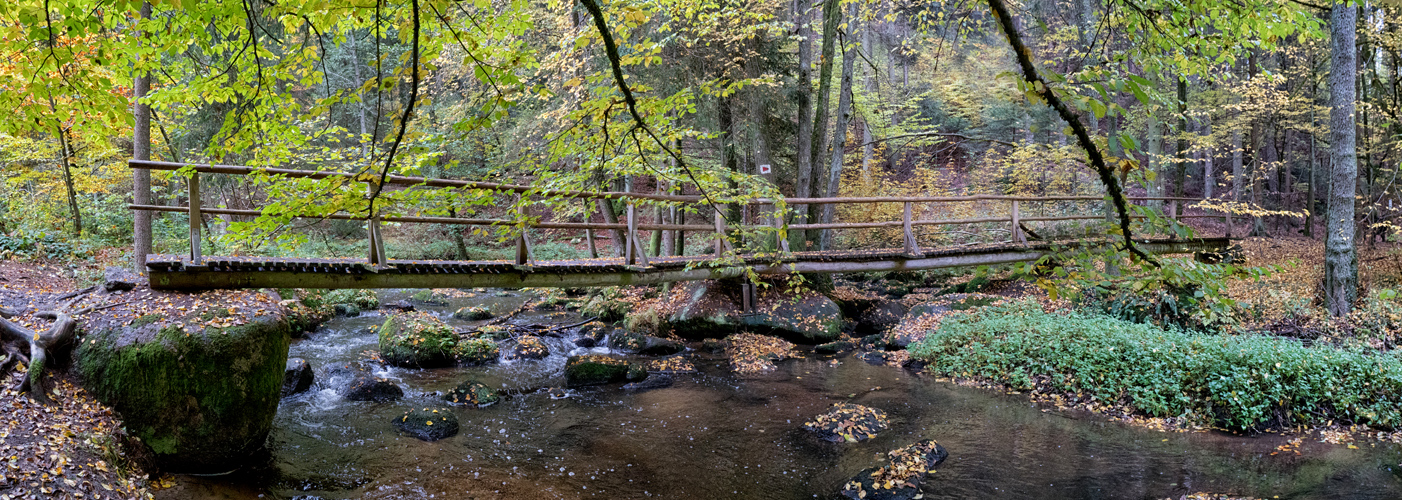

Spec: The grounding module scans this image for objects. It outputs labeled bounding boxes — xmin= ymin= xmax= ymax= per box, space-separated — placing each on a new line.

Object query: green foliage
xmin=0 ymin=229 xmax=73 ymax=260
xmin=910 ymin=300 xmax=1402 ymax=431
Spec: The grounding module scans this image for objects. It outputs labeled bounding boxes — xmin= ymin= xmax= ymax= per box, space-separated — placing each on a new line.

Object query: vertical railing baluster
xmin=902 ymin=201 xmax=924 ymax=257
xmin=188 ymin=172 xmax=202 ymax=265
xmin=714 ymin=209 xmax=726 ymax=256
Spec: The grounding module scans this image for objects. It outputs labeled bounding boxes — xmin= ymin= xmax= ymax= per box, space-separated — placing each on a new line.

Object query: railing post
xmin=188 ymin=172 xmax=202 ymax=265
xmin=585 ymin=228 xmax=599 ymax=259
xmin=515 ymin=231 xmax=535 ymax=266
xmin=1170 ymin=200 xmax=1179 ymax=222
xmin=714 ymin=209 xmax=729 ymax=255
xmin=624 ymin=200 xmax=649 ymax=266
xmin=1010 ymin=200 xmax=1025 ymax=245
xmin=773 ymin=204 xmax=790 ymax=254
xmin=902 ymin=201 xmax=924 ymax=258
xmin=365 ymin=183 xmax=386 ymax=267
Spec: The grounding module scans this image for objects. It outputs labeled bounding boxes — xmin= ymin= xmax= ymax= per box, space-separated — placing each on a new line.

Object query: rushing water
xmin=159 ymin=290 xmax=1402 ymax=500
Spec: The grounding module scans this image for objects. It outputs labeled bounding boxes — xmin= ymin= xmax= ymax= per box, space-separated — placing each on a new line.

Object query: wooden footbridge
xmin=129 ymin=160 xmax=1231 ymax=291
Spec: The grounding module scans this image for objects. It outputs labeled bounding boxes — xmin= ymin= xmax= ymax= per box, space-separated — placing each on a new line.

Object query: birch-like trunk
xmin=1325 ymin=3 xmax=1358 ymax=316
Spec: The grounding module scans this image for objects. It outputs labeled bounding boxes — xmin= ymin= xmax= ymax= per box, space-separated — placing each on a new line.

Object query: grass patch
xmin=909 ymin=300 xmax=1402 ymax=431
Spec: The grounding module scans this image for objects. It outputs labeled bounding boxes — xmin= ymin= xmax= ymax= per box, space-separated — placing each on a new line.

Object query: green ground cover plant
xmin=909 ymin=300 xmax=1402 ymax=431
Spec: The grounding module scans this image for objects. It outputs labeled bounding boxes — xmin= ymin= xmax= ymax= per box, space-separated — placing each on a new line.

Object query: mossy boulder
xmin=468 ymin=325 xmax=511 ymax=340
xmin=580 ymin=287 xmax=635 ymax=322
xmin=333 ymin=303 xmax=361 ymax=317
xmin=74 ymin=290 xmax=291 ymax=474
xmin=514 ymin=336 xmax=549 ymax=360
xmin=564 ymin=355 xmax=646 ymax=387
xmin=443 ymin=380 xmax=500 ymax=407
xmin=410 ymin=289 xmax=451 ymax=306
xmin=607 ymin=328 xmax=647 ymax=351
xmin=394 ymin=407 xmax=459 ymax=441
xmin=856 ymin=299 xmax=908 ymax=335
xmin=281 ymin=289 xmax=333 ymax=336
xmin=453 ymin=306 xmax=493 ymax=321
xmin=324 ymin=288 xmax=379 ymax=310
xmin=452 ymin=338 xmax=500 ymax=365
xmin=378 ymin=312 xmax=458 ymax=368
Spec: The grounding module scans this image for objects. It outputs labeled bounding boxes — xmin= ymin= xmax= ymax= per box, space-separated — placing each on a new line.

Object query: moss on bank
xmin=909 ymin=300 xmax=1402 ymax=431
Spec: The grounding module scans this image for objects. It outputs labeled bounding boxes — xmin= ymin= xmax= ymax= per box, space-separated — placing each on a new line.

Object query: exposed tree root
xmin=0 ymin=291 xmax=121 ymax=404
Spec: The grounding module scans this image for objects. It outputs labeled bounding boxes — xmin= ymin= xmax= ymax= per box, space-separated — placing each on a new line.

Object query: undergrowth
xmin=909 ymin=300 xmax=1402 ymax=431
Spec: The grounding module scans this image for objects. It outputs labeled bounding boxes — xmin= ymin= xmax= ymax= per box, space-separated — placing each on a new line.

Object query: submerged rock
xmin=573 ymin=321 xmax=608 ymax=348
xmin=443 ymin=380 xmax=500 ymax=407
xmin=341 ymin=375 xmax=404 ymax=402
xmin=815 ymin=340 xmax=856 ymax=354
xmin=394 ymin=407 xmax=460 ymax=441
xmin=378 ymin=312 xmax=458 ymax=368
xmin=804 ymin=403 xmax=890 ymax=443
xmin=74 ymin=288 xmax=291 ymax=473
xmin=410 ymin=289 xmax=451 ymax=306
xmin=564 ymin=355 xmax=646 ymax=387
xmin=646 ymin=355 xmax=698 ymax=374
xmin=623 ymin=374 xmax=674 ymax=391
xmin=454 ymin=306 xmax=493 ymax=321
xmin=382 ymin=300 xmax=415 ymax=312
xmin=282 ymin=358 xmax=315 ymax=396
xmin=840 ymin=439 xmax=948 ymax=500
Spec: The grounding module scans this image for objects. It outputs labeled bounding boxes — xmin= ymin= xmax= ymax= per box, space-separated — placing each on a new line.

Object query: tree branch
xmin=986 ymin=0 xmax=1155 ymax=265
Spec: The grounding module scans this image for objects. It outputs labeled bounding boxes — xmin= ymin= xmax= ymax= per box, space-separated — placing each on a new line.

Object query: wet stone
xmin=382 ymin=300 xmax=415 ymax=312
xmin=102 ymin=266 xmax=142 ymax=292
xmin=282 ymin=358 xmax=314 ymax=397
xmin=443 ymin=381 xmax=500 ymax=407
xmin=804 ymin=403 xmax=890 ymax=443
xmin=574 ymin=321 xmax=609 ymax=348
xmin=637 ymin=336 xmax=684 ymax=356
xmin=564 ymin=355 xmax=643 ymax=387
xmin=646 ymin=355 xmax=698 ymax=374
xmin=394 ymin=407 xmax=460 ymax=441
xmin=341 ymin=375 xmax=404 ymax=402
xmin=454 ymin=306 xmax=493 ymax=321
xmin=623 ymin=374 xmax=674 ymax=391
xmin=333 ymin=303 xmax=360 ymax=317
xmin=815 ymin=340 xmax=856 ymax=354
xmin=840 ymin=439 xmax=948 ymax=500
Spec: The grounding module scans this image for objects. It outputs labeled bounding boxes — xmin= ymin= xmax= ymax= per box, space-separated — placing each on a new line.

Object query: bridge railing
xmin=128 ymin=160 xmax=1214 ymax=268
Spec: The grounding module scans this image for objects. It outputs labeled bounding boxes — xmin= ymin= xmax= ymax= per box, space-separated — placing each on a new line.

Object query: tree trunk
xmin=1202 ymin=115 xmax=1213 ymax=199
xmin=55 ymin=126 xmax=82 ymax=236
xmin=1146 ymin=115 xmax=1162 ymax=210
xmin=819 ymin=2 xmax=858 ymax=250
xmin=597 ymin=197 xmax=625 ymax=257
xmin=1325 ymin=3 xmax=1358 ymax=316
xmin=791 ymin=0 xmax=815 ymax=251
xmin=1175 ymin=77 xmax=1188 ymax=198
xmin=133 ymin=1 xmax=153 ymax=273
xmin=861 ymin=26 xmax=875 ymax=182
xmin=805 ymin=0 xmax=842 ymax=246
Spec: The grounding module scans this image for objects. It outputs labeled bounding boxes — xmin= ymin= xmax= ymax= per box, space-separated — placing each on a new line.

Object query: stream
xmin=158 ymin=289 xmax=1402 ymax=500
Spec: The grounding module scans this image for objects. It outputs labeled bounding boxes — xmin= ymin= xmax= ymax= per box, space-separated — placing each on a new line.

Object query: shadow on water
xmin=159 ymin=289 xmax=1402 ymax=500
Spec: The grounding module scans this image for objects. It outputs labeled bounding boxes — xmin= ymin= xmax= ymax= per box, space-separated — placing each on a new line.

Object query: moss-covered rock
xmin=453 ymin=306 xmax=493 ymax=321
xmin=378 ymin=312 xmax=459 ymax=368
xmin=468 ymin=325 xmax=511 ymax=340
xmin=580 ymin=287 xmax=637 ymax=322
xmin=410 ymin=289 xmax=451 ymax=305
xmin=324 ymin=288 xmax=380 ymax=310
xmin=394 ymin=407 xmax=459 ymax=441
xmin=74 ymin=291 xmax=291 ymax=474
xmin=514 ymin=336 xmax=549 ymax=360
xmin=574 ymin=321 xmax=609 ymax=347
xmin=452 ymin=338 xmax=500 ymax=365
xmin=564 ymin=355 xmax=644 ymax=387
xmin=281 ymin=289 xmax=333 ymax=337
xmin=607 ymin=328 xmax=647 ymax=351
xmin=333 ymin=303 xmax=361 ymax=317
xmin=443 ymin=380 xmax=500 ymax=407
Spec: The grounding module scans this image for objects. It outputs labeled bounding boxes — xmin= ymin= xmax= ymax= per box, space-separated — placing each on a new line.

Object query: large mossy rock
xmin=324 ymin=289 xmax=380 ymax=310
xmin=564 ymin=355 xmax=645 ymax=387
xmin=643 ymin=280 xmax=842 ymax=343
xmin=74 ymin=288 xmax=291 ymax=474
xmin=378 ymin=311 xmax=458 ymax=368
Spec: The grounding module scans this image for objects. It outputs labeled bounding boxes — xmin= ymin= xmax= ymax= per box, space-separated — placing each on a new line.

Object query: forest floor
xmin=0 ymin=261 xmax=155 ymax=500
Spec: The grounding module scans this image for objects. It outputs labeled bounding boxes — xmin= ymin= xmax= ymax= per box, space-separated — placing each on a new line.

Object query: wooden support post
xmin=713 ymin=210 xmax=728 ymax=256
xmin=365 ymin=183 xmax=386 ymax=267
xmin=902 ymin=202 xmax=924 ymax=257
xmin=624 ymin=201 xmax=649 ymax=267
xmin=585 ymin=228 xmax=599 ymax=259
xmin=188 ymin=173 xmax=202 ymax=265
xmin=1010 ymin=200 xmax=1025 ymax=245
xmin=515 ymin=231 xmax=535 ymax=266
xmin=773 ymin=206 xmax=790 ymax=254
xmin=1169 ymin=200 xmax=1178 ymax=221
xmin=740 ymin=282 xmax=754 ymax=313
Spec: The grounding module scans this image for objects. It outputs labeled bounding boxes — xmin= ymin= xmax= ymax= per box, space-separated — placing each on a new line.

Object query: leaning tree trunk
xmin=1325 ymin=3 xmax=1358 ymax=317
xmin=819 ymin=2 xmax=859 ymax=251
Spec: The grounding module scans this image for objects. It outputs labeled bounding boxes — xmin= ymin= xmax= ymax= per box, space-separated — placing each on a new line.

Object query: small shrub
xmin=909 ymin=300 xmax=1402 ymax=431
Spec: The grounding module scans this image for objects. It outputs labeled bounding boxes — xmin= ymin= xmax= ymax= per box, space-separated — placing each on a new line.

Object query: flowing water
xmin=159 ymin=290 xmax=1402 ymax=500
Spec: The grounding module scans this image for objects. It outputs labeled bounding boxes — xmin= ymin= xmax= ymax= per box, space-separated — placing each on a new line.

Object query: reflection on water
xmin=159 ymin=290 xmax=1402 ymax=500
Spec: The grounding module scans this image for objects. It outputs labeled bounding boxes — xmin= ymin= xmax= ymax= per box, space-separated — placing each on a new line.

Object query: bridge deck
xmin=145 ymin=238 xmax=1230 ymax=291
